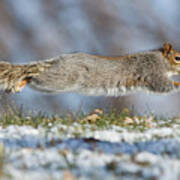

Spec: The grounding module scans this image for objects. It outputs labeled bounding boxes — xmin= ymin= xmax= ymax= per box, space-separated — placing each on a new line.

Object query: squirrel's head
xmin=162 ymin=42 xmax=180 ymax=74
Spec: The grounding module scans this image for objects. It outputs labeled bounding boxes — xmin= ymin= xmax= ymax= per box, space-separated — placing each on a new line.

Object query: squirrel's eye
xmin=175 ymin=56 xmax=180 ymax=61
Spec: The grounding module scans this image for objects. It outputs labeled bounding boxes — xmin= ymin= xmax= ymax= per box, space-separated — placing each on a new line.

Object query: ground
xmin=0 ymin=108 xmax=180 ymax=180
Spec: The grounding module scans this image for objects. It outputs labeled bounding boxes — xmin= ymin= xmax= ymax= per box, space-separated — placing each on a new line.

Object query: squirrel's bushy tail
xmin=0 ymin=60 xmax=55 ymax=93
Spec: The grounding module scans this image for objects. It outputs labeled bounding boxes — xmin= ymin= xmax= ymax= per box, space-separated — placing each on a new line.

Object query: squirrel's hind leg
xmin=15 ymin=79 xmax=28 ymax=93
xmin=9 ymin=77 xmax=32 ymax=93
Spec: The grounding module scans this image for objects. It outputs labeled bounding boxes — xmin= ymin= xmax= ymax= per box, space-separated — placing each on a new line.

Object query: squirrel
xmin=1 ymin=42 xmax=180 ymax=96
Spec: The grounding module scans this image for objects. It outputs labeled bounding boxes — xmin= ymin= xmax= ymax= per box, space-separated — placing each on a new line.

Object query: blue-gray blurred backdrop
xmin=0 ymin=0 xmax=180 ymax=116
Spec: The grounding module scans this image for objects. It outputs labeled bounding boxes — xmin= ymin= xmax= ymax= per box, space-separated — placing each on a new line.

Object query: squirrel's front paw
xmin=173 ymin=81 xmax=180 ymax=87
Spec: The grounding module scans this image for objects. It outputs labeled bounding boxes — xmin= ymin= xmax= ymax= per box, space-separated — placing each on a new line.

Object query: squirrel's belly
xmin=79 ymin=86 xmax=144 ymax=96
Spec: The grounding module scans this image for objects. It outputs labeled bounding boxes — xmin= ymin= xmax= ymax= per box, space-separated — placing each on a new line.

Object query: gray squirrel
xmin=1 ymin=43 xmax=180 ymax=96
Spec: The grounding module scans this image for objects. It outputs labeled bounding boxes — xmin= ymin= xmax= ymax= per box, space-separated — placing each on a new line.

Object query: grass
xmin=0 ymin=143 xmax=5 ymax=179
xmin=0 ymin=105 xmax=179 ymax=179
xmin=0 ymin=106 xmax=179 ymax=132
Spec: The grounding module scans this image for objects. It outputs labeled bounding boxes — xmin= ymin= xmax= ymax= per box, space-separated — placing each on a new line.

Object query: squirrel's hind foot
xmin=6 ymin=77 xmax=31 ymax=93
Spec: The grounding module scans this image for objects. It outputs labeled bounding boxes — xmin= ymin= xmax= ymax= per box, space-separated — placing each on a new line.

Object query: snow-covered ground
xmin=0 ymin=121 xmax=180 ymax=180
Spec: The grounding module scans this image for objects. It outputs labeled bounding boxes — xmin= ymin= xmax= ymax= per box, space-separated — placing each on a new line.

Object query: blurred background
xmin=0 ymin=0 xmax=180 ymax=116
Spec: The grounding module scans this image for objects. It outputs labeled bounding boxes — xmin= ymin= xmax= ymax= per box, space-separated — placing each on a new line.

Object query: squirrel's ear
xmin=163 ymin=43 xmax=172 ymax=56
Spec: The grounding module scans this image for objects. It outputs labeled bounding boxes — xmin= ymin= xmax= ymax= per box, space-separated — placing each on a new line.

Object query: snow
xmin=0 ymin=122 xmax=180 ymax=179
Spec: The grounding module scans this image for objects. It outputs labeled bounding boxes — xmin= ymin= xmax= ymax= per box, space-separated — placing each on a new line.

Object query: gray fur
xmin=28 ymin=51 xmax=177 ymax=96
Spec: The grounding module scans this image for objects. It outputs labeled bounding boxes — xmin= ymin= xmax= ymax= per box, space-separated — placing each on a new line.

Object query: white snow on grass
xmin=0 ymin=121 xmax=180 ymax=179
